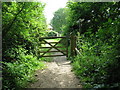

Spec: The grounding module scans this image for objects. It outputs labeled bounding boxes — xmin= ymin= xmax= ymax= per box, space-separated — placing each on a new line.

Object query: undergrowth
xmin=2 ymin=54 xmax=45 ymax=89
xmin=72 ymin=35 xmax=120 ymax=88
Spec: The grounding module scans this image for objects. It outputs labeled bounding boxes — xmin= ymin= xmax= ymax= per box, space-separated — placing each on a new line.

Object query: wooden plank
xmin=40 ymin=42 xmax=58 ymax=44
xmin=66 ymin=36 xmax=69 ymax=58
xmin=41 ymin=39 xmax=66 ymax=56
xmin=41 ymin=55 xmax=66 ymax=57
xmin=66 ymin=45 xmax=68 ymax=58
xmin=40 ymin=50 xmax=67 ymax=53
xmin=39 ymin=36 xmax=70 ymax=57
xmin=74 ymin=36 xmax=77 ymax=55
xmin=40 ymin=46 xmax=65 ymax=48
xmin=40 ymin=47 xmax=51 ymax=48
xmin=44 ymin=39 xmax=66 ymax=55
xmin=39 ymin=36 xmax=66 ymax=39
xmin=70 ymin=33 xmax=76 ymax=56
xmin=70 ymin=34 xmax=74 ymax=57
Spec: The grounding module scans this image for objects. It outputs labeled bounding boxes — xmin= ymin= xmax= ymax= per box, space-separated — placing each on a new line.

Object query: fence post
xmin=66 ymin=36 xmax=68 ymax=58
xmin=70 ymin=33 xmax=76 ymax=57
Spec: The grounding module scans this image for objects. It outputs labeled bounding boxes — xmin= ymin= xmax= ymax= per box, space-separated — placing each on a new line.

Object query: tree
xmin=2 ymin=2 xmax=47 ymax=89
xmin=2 ymin=2 xmax=47 ymax=62
xmin=50 ymin=8 xmax=70 ymax=34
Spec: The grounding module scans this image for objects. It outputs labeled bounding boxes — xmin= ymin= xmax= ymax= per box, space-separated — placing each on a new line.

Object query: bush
xmin=2 ymin=54 xmax=45 ymax=89
xmin=72 ymin=35 xmax=120 ymax=88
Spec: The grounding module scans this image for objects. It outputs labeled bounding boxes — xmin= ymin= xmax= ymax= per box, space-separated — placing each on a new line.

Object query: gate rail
xmin=39 ymin=36 xmax=68 ymax=57
xmin=39 ymin=33 xmax=77 ymax=57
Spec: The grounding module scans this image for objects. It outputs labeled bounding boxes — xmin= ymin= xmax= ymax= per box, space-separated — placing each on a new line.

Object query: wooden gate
xmin=39 ymin=36 xmax=68 ymax=57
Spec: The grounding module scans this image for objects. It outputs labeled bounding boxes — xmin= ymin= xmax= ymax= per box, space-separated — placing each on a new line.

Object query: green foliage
xmin=65 ymin=1 xmax=120 ymax=88
xmin=2 ymin=2 xmax=48 ymax=89
xmin=2 ymin=1 xmax=120 ymax=89
xmin=2 ymin=2 xmax=47 ymax=61
xmin=50 ymin=8 xmax=70 ymax=34
xmin=72 ymin=22 xmax=120 ymax=87
xmin=2 ymin=54 xmax=45 ymax=89
xmin=72 ymin=35 xmax=120 ymax=88
xmin=66 ymin=2 xmax=120 ymax=34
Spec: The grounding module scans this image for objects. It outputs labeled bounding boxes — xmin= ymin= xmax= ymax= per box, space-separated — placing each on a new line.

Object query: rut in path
xmin=29 ymin=52 xmax=82 ymax=88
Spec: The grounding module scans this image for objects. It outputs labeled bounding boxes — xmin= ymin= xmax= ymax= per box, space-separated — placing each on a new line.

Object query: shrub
xmin=72 ymin=35 xmax=120 ymax=88
xmin=2 ymin=54 xmax=45 ymax=89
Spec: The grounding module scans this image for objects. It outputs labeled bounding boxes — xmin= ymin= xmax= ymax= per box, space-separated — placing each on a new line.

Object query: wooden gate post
xmin=70 ymin=33 xmax=76 ymax=57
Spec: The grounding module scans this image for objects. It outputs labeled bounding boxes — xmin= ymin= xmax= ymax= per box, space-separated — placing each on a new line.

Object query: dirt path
xmin=29 ymin=52 xmax=82 ymax=88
